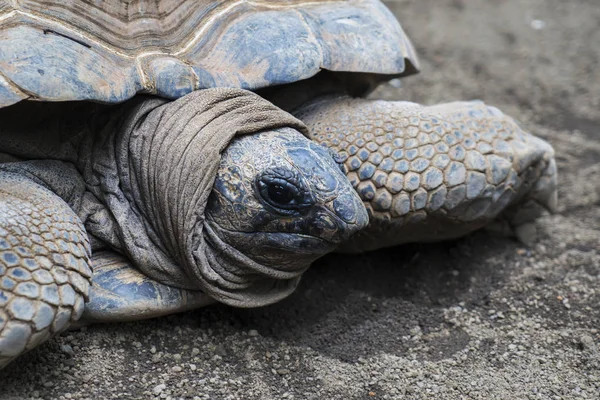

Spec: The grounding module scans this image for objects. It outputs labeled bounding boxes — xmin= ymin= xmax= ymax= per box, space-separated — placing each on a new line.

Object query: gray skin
xmin=0 ymin=90 xmax=557 ymax=369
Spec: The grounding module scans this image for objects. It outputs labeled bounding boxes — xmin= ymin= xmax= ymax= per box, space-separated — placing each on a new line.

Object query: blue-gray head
xmin=203 ymin=128 xmax=368 ymax=306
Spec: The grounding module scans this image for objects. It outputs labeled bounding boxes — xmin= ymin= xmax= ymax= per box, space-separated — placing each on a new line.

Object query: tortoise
xmin=0 ymin=0 xmax=557 ymax=369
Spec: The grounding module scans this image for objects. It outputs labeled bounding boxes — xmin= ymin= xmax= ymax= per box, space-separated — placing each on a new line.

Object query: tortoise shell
xmin=0 ymin=0 xmax=419 ymax=108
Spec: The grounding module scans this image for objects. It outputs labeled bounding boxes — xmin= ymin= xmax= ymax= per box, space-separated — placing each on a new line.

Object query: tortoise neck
xmin=87 ymin=89 xmax=310 ymax=299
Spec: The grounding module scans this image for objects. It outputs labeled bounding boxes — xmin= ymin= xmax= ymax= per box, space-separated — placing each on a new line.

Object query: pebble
xmin=153 ymin=384 xmax=166 ymax=395
xmin=580 ymin=335 xmax=595 ymax=351
xmin=60 ymin=344 xmax=75 ymax=357
xmin=515 ymin=223 xmax=537 ymax=247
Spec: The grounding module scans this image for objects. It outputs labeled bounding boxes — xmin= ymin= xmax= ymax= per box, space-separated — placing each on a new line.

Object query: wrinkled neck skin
xmin=81 ymin=90 xmax=366 ymax=308
xmin=79 ymin=96 xmax=184 ymax=289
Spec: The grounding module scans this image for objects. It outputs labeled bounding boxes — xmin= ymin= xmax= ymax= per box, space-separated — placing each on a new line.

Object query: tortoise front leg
xmin=0 ymin=171 xmax=91 ymax=369
xmin=296 ymin=98 xmax=557 ymax=252
xmin=79 ymin=250 xmax=214 ymax=324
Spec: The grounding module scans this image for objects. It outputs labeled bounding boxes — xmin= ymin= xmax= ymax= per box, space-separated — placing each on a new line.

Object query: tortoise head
xmin=203 ymin=128 xmax=368 ymax=305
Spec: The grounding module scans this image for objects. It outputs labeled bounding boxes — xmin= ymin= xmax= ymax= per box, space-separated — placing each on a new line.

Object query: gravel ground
xmin=1 ymin=0 xmax=599 ymax=399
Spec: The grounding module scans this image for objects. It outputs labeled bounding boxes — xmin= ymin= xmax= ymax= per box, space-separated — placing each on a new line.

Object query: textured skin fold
xmin=95 ymin=88 xmax=309 ymax=305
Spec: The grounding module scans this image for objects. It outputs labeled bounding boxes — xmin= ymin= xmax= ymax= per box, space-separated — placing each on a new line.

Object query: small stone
xmin=580 ymin=335 xmax=595 ymax=351
xmin=276 ymin=368 xmax=290 ymax=375
xmin=172 ymin=366 xmax=182 ymax=373
xmin=248 ymin=329 xmax=259 ymax=337
xmin=153 ymin=383 xmax=166 ymax=395
xmin=531 ymin=19 xmax=546 ymax=30
xmin=515 ymin=223 xmax=537 ymax=247
xmin=60 ymin=344 xmax=74 ymax=357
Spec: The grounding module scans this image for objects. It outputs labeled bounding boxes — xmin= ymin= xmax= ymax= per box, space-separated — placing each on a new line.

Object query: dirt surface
xmin=1 ymin=0 xmax=599 ymax=399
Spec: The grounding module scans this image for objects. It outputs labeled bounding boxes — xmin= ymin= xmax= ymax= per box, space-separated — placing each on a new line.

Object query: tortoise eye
xmin=257 ymin=169 xmax=311 ymax=213
xmin=258 ymin=177 xmax=300 ymax=208
xmin=266 ymin=182 xmax=295 ymax=205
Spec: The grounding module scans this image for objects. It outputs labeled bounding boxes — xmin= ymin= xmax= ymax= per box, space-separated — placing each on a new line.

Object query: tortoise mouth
xmin=242 ymin=231 xmax=339 ymax=254
xmin=206 ymin=221 xmax=339 ymax=258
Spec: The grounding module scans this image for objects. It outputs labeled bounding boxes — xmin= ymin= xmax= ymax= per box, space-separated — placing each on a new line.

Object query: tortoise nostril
xmin=331 ymin=191 xmax=369 ymax=232
xmin=333 ymin=195 xmax=357 ymax=224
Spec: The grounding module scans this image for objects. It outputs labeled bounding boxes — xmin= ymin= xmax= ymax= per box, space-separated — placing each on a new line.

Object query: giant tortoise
xmin=0 ymin=0 xmax=557 ymax=368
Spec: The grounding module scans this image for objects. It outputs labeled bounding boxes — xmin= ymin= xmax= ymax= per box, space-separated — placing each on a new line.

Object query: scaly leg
xmin=0 ymin=171 xmax=91 ymax=368
xmin=296 ymin=98 xmax=557 ymax=252
xmin=79 ymin=250 xmax=214 ymax=324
